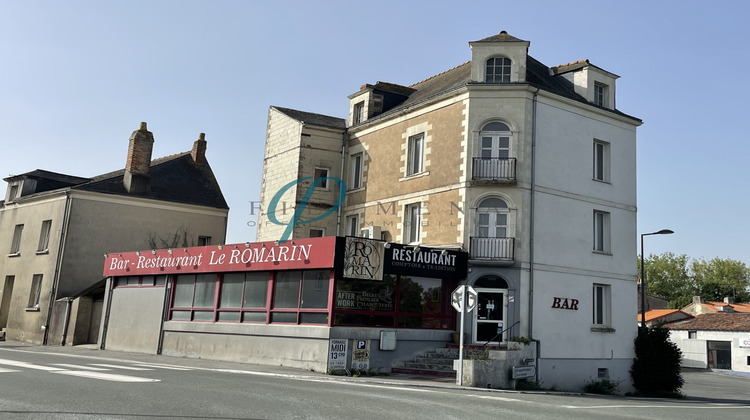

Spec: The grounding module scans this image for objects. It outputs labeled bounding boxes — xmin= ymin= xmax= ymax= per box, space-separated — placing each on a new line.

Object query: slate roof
xmin=7 ymin=153 xmax=228 ymax=209
xmin=74 ymin=152 xmax=228 ymax=209
xmin=4 ymin=169 xmax=91 ymax=185
xmin=278 ymin=31 xmax=641 ymax=129
xmin=472 ymin=30 xmax=528 ymax=43
xmin=273 ymin=107 xmax=347 ymax=130
xmin=666 ymin=313 xmax=750 ymax=331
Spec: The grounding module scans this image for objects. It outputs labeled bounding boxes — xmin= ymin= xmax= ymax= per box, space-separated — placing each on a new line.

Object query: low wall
xmin=459 ymin=342 xmax=537 ymax=389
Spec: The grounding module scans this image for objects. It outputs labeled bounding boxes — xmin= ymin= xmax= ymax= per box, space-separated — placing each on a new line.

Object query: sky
xmin=1 ymin=1 xmax=748 ymax=264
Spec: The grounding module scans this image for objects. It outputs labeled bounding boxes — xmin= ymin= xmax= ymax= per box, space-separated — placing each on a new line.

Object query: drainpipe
xmin=99 ymin=277 xmax=114 ymax=350
xmin=529 ymin=88 xmax=540 ymax=380
xmin=60 ymin=297 xmax=73 ymax=345
xmin=43 ymin=190 xmax=72 ymax=345
xmin=335 ymin=137 xmax=347 ymax=236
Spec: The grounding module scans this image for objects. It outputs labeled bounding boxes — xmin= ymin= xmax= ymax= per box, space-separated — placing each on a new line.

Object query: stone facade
xmin=256 ymin=31 xmax=642 ymax=392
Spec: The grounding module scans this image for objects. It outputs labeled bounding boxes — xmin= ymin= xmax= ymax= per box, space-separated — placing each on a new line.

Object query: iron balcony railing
xmin=472 ymin=157 xmax=517 ymax=181
xmin=469 ymin=237 xmax=515 ymax=261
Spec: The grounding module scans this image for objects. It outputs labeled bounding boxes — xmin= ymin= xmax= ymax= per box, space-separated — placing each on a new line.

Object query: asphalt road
xmin=0 ymin=344 xmax=748 ymax=419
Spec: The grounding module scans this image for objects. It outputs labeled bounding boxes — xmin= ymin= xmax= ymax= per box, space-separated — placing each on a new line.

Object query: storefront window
xmin=194 ymin=274 xmax=216 ymax=308
xmin=173 ymin=275 xmax=195 ymax=307
xmin=274 ymin=271 xmax=301 ymax=308
xmin=243 ymin=272 xmax=269 ymax=308
xmin=301 ymin=270 xmax=330 ymax=309
xmin=219 ymin=273 xmax=243 ymax=308
xmin=333 ymin=275 xmax=454 ymax=330
xmin=169 ymin=269 xmax=331 ymax=325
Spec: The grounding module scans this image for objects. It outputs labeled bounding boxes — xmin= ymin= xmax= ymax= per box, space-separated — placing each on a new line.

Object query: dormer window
xmin=486 ymin=57 xmax=511 ymax=83
xmin=594 ymin=82 xmax=607 ymax=107
xmin=353 ymin=101 xmax=365 ymax=124
xmin=8 ymin=184 xmax=19 ymax=201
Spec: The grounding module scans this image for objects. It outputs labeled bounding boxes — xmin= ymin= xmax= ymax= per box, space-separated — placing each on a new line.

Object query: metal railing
xmin=469 ymin=237 xmax=515 ymax=261
xmin=472 ymin=157 xmax=516 ymax=181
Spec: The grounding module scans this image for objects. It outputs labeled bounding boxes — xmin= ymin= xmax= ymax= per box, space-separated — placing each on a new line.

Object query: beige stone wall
xmin=0 ymin=193 xmax=67 ymax=344
xmin=58 ymin=192 xmax=227 ymax=297
xmin=344 ymin=101 xmax=466 ymax=246
xmin=257 ymin=108 xmax=303 ymax=242
xmin=257 ymin=108 xmax=345 ymax=242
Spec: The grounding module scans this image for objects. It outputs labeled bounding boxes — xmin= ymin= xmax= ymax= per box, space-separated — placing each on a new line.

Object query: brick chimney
xmin=191 ymin=133 xmax=207 ymax=165
xmin=124 ymin=122 xmax=154 ymax=194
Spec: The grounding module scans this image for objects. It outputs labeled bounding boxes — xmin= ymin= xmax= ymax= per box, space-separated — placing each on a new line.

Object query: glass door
xmin=473 ymin=289 xmax=507 ymax=344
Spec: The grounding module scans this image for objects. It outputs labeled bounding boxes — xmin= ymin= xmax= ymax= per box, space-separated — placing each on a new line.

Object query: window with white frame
xmin=314 ymin=168 xmax=329 ymax=189
xmin=350 ymin=153 xmax=362 ymax=189
xmin=8 ymin=184 xmax=19 ymax=202
xmin=593 ymin=140 xmax=610 ymax=182
xmin=594 ymin=82 xmax=607 ymax=107
xmin=10 ymin=224 xmax=23 ymax=254
xmin=37 ymin=220 xmax=52 ymax=252
xmin=353 ymin=101 xmax=365 ymax=124
xmin=346 ymin=215 xmax=359 ymax=237
xmin=593 ymin=210 xmax=610 ymax=253
xmin=309 ymin=228 xmax=325 ymax=238
xmin=485 ymin=57 xmax=511 ymax=83
xmin=406 ymin=134 xmax=424 ymax=176
xmin=592 ymin=283 xmax=611 ymax=326
xmin=198 ymin=236 xmax=211 ymax=246
xmin=476 ymin=198 xmax=509 ymax=238
xmin=28 ymin=274 xmax=43 ymax=308
xmin=404 ymin=203 xmax=421 ymax=243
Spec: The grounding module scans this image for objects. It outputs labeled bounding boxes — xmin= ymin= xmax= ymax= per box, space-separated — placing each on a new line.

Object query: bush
xmin=630 ymin=326 xmax=684 ymax=397
xmin=584 ymin=378 xmax=620 ymax=395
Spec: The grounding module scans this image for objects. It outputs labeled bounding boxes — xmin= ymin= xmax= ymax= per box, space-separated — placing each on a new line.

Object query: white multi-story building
xmin=257 ymin=31 xmax=641 ymax=390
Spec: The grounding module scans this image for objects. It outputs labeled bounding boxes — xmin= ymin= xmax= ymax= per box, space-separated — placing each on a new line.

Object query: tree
xmin=146 ymin=225 xmax=196 ymax=249
xmin=630 ymin=326 xmax=684 ymax=397
xmin=639 ymin=253 xmax=693 ymax=308
xmin=690 ymin=257 xmax=750 ymax=303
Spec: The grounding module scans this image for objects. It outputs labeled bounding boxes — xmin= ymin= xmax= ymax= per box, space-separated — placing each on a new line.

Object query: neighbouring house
xmin=681 ymin=296 xmax=750 ymax=316
xmin=638 ymin=309 xmax=692 ymax=328
xmin=0 ymin=122 xmax=228 ymax=345
xmin=252 ymin=30 xmax=641 ymax=391
xmin=636 ymin=284 xmax=668 ymax=312
xmin=666 ymin=313 xmax=750 ymax=372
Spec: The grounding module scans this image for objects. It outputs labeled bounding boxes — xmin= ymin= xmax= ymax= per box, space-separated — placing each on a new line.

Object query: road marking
xmin=54 ymin=370 xmax=160 ymax=383
xmin=0 ymin=358 xmax=64 ymax=371
xmin=89 ymin=363 xmax=153 ymax=371
xmin=0 ymin=367 xmax=21 ymax=373
xmin=130 ymin=363 xmax=191 ymax=371
xmin=52 ymin=363 xmax=111 ymax=371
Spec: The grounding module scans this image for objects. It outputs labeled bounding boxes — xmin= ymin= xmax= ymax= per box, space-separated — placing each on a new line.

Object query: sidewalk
xmin=0 ymin=340 xmax=463 ymax=391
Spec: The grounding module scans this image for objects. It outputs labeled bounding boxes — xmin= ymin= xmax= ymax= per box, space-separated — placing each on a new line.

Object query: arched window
xmin=476 ymin=197 xmax=509 ymax=239
xmin=480 ymin=122 xmax=511 ymax=160
xmin=486 ymin=57 xmax=511 ymax=83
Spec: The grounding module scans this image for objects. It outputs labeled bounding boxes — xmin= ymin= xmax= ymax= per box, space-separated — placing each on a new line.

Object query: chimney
xmin=724 ymin=296 xmax=735 ymax=304
xmin=124 ymin=122 xmax=154 ymax=194
xmin=191 ymin=133 xmax=207 ymax=165
xmin=692 ymin=296 xmax=703 ymax=305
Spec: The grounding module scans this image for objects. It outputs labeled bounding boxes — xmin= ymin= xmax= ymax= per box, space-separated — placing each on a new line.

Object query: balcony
xmin=470 ymin=237 xmax=515 ymax=263
xmin=472 ymin=157 xmax=516 ymax=183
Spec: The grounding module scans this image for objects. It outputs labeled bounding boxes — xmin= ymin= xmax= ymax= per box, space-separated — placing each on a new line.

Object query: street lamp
xmin=640 ymin=229 xmax=674 ymax=333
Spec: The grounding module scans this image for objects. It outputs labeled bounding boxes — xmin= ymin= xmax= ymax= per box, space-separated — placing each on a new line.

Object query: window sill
xmin=592 ymin=178 xmax=611 ymax=185
xmin=347 ymin=186 xmax=365 ymax=193
xmin=25 ymin=307 xmax=40 ymax=312
xmin=7 ymin=253 xmax=20 ymax=258
xmin=400 ymin=171 xmax=430 ymax=182
xmin=591 ymin=327 xmax=615 ymax=333
xmin=592 ymin=250 xmax=612 ymax=256
xmin=36 ymin=250 xmax=49 ymax=255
